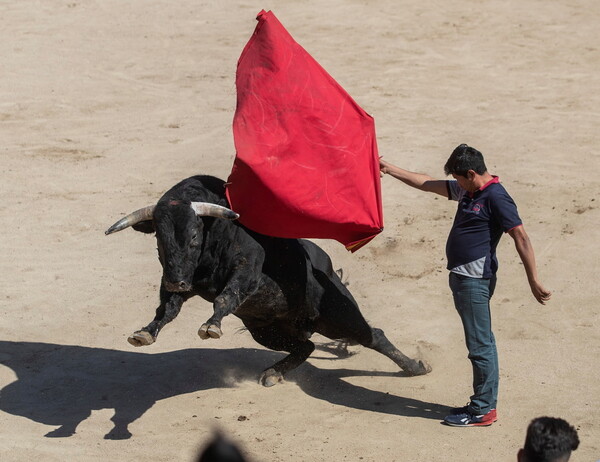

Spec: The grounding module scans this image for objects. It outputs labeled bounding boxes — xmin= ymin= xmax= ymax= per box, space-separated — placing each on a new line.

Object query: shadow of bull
xmin=0 ymin=341 xmax=448 ymax=439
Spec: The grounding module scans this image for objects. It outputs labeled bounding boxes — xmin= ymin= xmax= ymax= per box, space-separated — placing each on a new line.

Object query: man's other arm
xmin=508 ymin=225 xmax=552 ymax=305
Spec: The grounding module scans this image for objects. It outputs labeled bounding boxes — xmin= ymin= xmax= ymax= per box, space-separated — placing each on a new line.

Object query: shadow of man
xmin=0 ymin=341 xmax=448 ymax=439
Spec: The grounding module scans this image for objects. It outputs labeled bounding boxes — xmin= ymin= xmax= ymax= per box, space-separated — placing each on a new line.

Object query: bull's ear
xmin=132 ymin=220 xmax=155 ymax=234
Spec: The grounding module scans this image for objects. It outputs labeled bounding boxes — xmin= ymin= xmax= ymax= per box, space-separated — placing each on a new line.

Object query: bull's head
xmin=105 ymin=201 xmax=239 ymax=293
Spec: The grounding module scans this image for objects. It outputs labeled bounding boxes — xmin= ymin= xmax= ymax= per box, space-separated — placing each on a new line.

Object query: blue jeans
xmin=449 ymin=272 xmax=498 ymax=415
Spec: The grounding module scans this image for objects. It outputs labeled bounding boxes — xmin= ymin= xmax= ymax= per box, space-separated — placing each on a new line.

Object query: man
xmin=518 ymin=417 xmax=579 ymax=461
xmin=380 ymin=144 xmax=551 ymax=427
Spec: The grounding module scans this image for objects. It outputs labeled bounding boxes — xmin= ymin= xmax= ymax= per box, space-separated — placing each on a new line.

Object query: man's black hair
xmin=444 ymin=144 xmax=487 ymax=177
xmin=522 ymin=417 xmax=580 ymax=462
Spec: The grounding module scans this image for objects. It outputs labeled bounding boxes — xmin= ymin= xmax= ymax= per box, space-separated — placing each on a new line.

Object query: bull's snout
xmin=164 ymin=280 xmax=192 ymax=293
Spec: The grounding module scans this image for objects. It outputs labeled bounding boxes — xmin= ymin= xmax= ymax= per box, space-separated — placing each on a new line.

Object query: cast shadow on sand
xmin=0 ymin=341 xmax=449 ymax=439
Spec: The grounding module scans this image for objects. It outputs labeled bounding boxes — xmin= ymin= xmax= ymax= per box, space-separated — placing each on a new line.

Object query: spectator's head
xmin=518 ymin=417 xmax=580 ymax=462
xmin=197 ymin=433 xmax=248 ymax=462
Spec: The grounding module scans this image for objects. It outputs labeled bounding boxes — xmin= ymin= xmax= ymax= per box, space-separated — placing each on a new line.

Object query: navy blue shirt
xmin=446 ymin=177 xmax=522 ymax=278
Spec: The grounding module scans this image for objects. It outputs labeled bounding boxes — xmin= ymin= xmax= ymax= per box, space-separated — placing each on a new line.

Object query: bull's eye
xmin=190 ymin=233 xmax=200 ymax=247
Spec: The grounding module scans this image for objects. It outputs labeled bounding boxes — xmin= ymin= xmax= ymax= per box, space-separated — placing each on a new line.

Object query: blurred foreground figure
xmin=517 ymin=417 xmax=579 ymax=462
xmin=197 ymin=434 xmax=248 ymax=462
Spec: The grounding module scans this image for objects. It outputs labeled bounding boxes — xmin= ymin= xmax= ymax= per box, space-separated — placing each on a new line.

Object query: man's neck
xmin=473 ymin=172 xmax=494 ymax=190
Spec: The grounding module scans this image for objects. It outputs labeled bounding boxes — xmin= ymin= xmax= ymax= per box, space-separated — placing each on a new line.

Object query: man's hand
xmin=379 ymin=158 xmax=391 ymax=176
xmin=529 ymin=280 xmax=552 ymax=305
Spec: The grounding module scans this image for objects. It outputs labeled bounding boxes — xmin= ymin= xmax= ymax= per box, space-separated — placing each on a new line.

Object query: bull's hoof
xmin=259 ymin=368 xmax=284 ymax=387
xmin=127 ymin=330 xmax=155 ymax=347
xmin=404 ymin=359 xmax=432 ymax=376
xmin=198 ymin=323 xmax=222 ymax=340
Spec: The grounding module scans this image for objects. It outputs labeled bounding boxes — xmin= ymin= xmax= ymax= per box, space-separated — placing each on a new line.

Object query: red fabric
xmin=226 ymin=10 xmax=383 ymax=252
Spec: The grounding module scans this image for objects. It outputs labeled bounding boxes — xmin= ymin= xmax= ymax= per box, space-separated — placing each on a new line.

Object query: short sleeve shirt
xmin=446 ymin=176 xmax=522 ymax=278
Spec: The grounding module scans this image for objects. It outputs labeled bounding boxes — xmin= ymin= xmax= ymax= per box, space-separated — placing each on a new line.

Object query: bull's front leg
xmin=197 ymin=283 xmax=246 ymax=340
xmin=198 ymin=251 xmax=264 ymax=340
xmin=128 ymin=286 xmax=186 ymax=347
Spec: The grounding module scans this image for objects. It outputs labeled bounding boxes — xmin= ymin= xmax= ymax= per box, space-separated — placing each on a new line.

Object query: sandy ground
xmin=1 ymin=1 xmax=599 ymax=460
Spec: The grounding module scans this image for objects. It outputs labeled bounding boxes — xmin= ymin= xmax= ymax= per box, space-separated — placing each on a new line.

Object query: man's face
xmin=452 ymin=172 xmax=478 ymax=192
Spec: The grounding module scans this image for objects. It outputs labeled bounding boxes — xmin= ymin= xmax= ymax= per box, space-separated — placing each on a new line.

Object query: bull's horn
xmin=190 ymin=202 xmax=239 ymax=220
xmin=105 ymin=205 xmax=156 ymax=235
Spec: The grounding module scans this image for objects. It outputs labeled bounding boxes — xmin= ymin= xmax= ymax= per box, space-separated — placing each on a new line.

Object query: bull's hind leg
xmin=313 ymin=269 xmax=430 ymax=376
xmin=368 ymin=327 xmax=431 ymax=376
xmin=246 ymin=325 xmax=315 ymax=387
xmin=318 ymin=318 xmax=430 ymax=376
xmin=259 ymin=341 xmax=315 ymax=387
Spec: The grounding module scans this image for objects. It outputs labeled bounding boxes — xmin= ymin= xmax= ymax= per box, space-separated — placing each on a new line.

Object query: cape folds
xmin=226 ymin=10 xmax=383 ymax=252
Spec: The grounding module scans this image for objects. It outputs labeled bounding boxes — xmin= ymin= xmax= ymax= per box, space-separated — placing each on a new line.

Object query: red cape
xmin=226 ymin=10 xmax=383 ymax=252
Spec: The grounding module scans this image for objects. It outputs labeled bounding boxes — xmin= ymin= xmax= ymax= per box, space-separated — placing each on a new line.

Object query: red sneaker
xmin=444 ymin=408 xmax=498 ymax=427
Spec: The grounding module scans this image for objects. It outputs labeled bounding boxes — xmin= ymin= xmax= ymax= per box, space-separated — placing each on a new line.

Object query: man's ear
xmin=132 ymin=220 xmax=155 ymax=234
xmin=467 ymin=169 xmax=477 ymax=180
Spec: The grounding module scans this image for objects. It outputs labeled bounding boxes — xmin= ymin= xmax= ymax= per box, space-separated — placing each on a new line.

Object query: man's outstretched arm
xmin=380 ymin=158 xmax=448 ymax=197
xmin=508 ymin=225 xmax=552 ymax=305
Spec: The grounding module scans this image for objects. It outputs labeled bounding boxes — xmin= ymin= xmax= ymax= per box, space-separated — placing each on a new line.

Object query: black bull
xmin=106 ymin=175 xmax=430 ymax=386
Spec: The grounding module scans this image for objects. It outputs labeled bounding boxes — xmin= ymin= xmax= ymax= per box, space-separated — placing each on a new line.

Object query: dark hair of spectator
xmin=444 ymin=144 xmax=487 ymax=177
xmin=522 ymin=416 xmax=580 ymax=462
xmin=197 ymin=433 xmax=248 ymax=462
